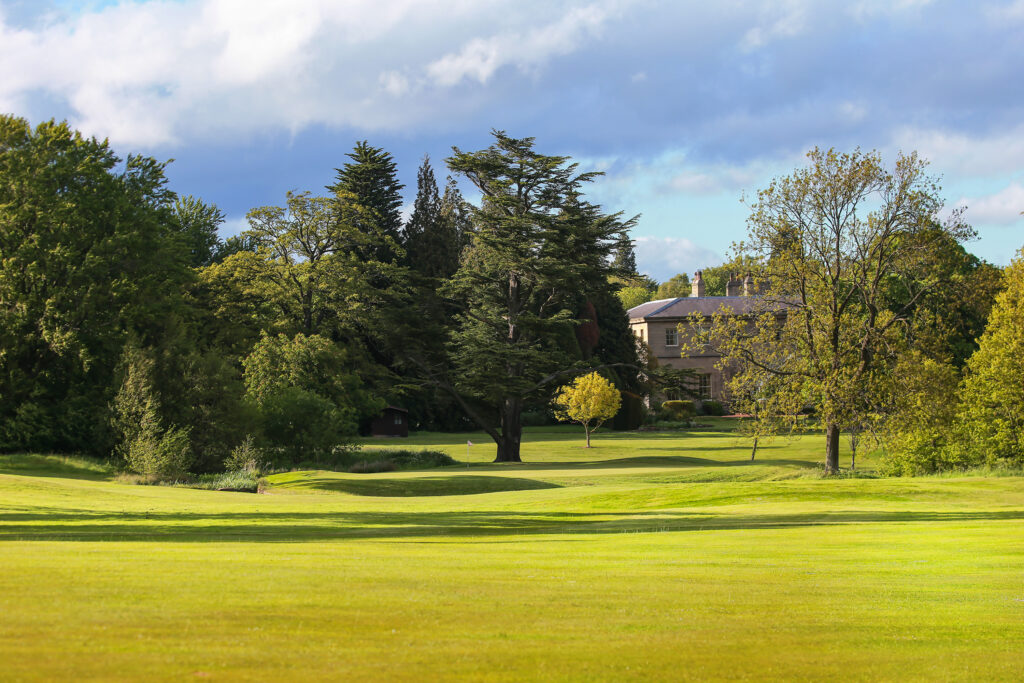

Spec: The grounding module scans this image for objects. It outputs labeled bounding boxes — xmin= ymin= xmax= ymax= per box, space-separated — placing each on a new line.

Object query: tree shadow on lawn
xmin=502 ymin=455 xmax=820 ymax=470
xmin=2 ymin=508 xmax=1022 ymax=543
xmin=285 ymin=475 xmax=561 ymax=497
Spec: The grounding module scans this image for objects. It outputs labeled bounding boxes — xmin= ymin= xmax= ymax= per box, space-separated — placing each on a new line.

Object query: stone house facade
xmin=627 ymin=271 xmax=759 ymax=405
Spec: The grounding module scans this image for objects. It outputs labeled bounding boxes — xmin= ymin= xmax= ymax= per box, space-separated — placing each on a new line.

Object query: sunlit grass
xmin=1 ymin=424 xmax=1022 ymax=680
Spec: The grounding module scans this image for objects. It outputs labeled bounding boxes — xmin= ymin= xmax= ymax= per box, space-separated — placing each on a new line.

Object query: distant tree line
xmin=0 ymin=116 xmax=641 ymax=470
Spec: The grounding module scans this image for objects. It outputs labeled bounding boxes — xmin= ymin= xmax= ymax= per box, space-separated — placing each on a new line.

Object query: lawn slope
xmin=1 ymin=425 xmax=1022 ymax=681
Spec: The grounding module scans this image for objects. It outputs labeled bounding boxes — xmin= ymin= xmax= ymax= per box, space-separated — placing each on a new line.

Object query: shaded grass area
xmin=2 ymin=426 xmax=1023 ymax=680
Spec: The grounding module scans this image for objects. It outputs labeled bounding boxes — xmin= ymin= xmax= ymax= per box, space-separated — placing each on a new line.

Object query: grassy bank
xmin=1 ymin=424 xmax=1022 ymax=680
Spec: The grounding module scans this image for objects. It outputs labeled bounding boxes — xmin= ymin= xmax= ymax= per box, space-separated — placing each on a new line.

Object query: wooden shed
xmin=370 ymin=406 xmax=409 ymax=437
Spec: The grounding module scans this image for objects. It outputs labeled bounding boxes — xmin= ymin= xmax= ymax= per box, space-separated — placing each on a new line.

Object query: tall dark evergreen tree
xmin=327 ymin=141 xmax=405 ymax=263
xmin=404 ymin=155 xmax=463 ymax=279
xmin=441 ymin=131 xmax=632 ymax=462
xmin=612 ymin=234 xmax=638 ymax=276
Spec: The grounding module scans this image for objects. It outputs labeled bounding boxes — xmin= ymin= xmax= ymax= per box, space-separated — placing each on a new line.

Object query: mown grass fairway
xmin=2 ymin=424 xmax=1023 ymax=680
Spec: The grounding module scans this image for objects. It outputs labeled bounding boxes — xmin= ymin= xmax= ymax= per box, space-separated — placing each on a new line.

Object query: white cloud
xmin=955 ymin=183 xmax=1024 ymax=226
xmin=740 ymin=0 xmax=808 ymax=51
xmin=888 ymin=124 xmax=1024 ymax=177
xmin=0 ymin=0 xmax=624 ymax=147
xmin=425 ymin=4 xmax=615 ymax=86
xmin=634 ymin=236 xmax=723 ymax=281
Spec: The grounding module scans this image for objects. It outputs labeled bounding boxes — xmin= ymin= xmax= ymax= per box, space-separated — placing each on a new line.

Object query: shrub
xmin=348 ymin=449 xmax=456 ymax=471
xmin=176 ymin=471 xmax=260 ymax=492
xmin=701 ymin=400 xmax=725 ymax=416
xmin=348 ymin=460 xmax=398 ymax=473
xmin=661 ymin=400 xmax=696 ymax=420
xmin=125 ymin=424 xmax=194 ymax=480
xmin=257 ymin=387 xmax=356 ymax=466
xmin=224 ymin=435 xmax=264 ymax=475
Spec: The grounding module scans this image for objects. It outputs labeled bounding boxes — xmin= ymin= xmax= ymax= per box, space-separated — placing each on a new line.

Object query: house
xmin=627 ymin=271 xmax=760 ymax=404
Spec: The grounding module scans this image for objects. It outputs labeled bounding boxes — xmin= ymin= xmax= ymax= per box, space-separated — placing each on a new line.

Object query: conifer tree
xmin=327 ymin=141 xmax=405 ymax=262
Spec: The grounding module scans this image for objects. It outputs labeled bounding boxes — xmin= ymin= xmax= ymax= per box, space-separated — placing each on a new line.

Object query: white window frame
xmin=698 ymin=374 xmax=712 ymax=400
xmin=665 ymin=327 xmax=679 ymax=347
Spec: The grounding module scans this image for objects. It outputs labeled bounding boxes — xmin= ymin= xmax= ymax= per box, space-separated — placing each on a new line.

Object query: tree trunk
xmin=585 ymin=424 xmax=592 ymax=448
xmin=494 ymin=398 xmax=522 ymax=462
xmin=825 ymin=423 xmax=840 ymax=474
xmin=750 ymin=436 xmax=758 ymax=461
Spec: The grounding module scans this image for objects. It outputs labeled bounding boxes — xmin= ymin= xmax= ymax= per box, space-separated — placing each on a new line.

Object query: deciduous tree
xmin=692 ymin=148 xmax=971 ymax=474
xmin=553 ymin=372 xmax=622 ymax=447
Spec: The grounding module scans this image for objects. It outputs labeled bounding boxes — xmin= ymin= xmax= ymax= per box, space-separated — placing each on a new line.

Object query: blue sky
xmin=2 ymin=0 xmax=1022 ymax=280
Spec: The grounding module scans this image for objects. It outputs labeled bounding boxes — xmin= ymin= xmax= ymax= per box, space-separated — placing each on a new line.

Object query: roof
xmin=627 ymin=296 xmax=764 ymax=319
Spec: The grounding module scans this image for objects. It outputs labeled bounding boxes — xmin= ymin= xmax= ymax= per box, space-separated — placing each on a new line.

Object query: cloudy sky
xmin=2 ymin=0 xmax=1022 ymax=280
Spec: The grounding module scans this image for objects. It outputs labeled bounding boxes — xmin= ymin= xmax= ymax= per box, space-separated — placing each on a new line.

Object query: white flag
xmin=467 ymin=440 xmax=473 ymax=446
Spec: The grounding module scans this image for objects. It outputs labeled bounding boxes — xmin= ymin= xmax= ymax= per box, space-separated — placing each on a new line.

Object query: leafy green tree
xmin=0 ymin=116 xmax=192 ymax=454
xmin=441 ymin=131 xmax=630 ymax=462
xmin=655 ymin=273 xmax=691 ymax=299
xmin=882 ymin=226 xmax=1003 ymax=367
xmin=953 ymin=250 xmax=1024 ymax=468
xmin=172 ymin=195 xmax=226 ymax=267
xmin=327 ymin=141 xmax=405 ymax=263
xmin=877 ymin=352 xmax=961 ymax=475
xmin=243 ymin=333 xmax=383 ymax=464
xmin=553 ymin=372 xmax=622 ymax=447
xmin=692 ymin=148 xmax=972 ymax=474
xmin=617 ymin=286 xmax=653 ymax=311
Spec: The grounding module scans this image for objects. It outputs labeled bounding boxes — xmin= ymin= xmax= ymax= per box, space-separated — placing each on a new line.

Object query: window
xmin=394 ymin=414 xmax=403 ymax=425
xmin=698 ymin=374 xmax=712 ymax=400
xmin=665 ymin=327 xmax=678 ymax=346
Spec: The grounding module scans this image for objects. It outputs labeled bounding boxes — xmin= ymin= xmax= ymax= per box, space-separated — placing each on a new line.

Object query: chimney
xmin=726 ymin=273 xmax=741 ymax=297
xmin=690 ymin=270 xmax=705 ymax=297
xmin=743 ymin=272 xmax=755 ymax=296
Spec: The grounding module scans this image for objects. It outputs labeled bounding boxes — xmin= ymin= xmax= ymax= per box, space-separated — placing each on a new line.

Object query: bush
xmin=701 ymin=400 xmax=725 ymax=416
xmin=348 ymin=449 xmax=456 ymax=471
xmin=660 ymin=400 xmax=696 ymax=420
xmin=125 ymin=424 xmax=194 ymax=480
xmin=175 ymin=471 xmax=261 ymax=492
xmin=348 ymin=460 xmax=398 ymax=473
xmin=224 ymin=435 xmax=264 ymax=475
xmin=257 ymin=387 xmax=357 ymax=466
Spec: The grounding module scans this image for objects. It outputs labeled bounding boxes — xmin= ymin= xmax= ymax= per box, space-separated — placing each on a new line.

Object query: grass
xmin=1 ymin=422 xmax=1022 ymax=680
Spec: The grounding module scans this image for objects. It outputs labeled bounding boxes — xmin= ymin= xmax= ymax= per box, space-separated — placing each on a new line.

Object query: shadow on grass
xmin=281 ymin=475 xmax=561 ymax=497
xmin=3 ymin=508 xmax=1022 ymax=542
xmin=480 ymin=455 xmax=820 ymax=470
xmin=0 ymin=455 xmax=111 ymax=481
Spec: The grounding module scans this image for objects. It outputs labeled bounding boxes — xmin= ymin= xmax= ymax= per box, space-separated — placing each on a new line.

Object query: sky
xmin=1 ymin=0 xmax=1022 ymax=281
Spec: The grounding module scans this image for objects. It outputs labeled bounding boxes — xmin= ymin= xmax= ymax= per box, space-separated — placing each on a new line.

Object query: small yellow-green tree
xmin=553 ymin=372 xmax=622 ymax=447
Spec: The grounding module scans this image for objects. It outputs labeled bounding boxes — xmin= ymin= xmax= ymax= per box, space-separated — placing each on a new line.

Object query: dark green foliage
xmin=443 ymin=131 xmax=632 ymax=462
xmin=350 ymin=449 xmax=457 ymax=471
xmin=256 ymin=387 xmax=353 ymax=467
xmin=405 ymin=157 xmax=466 ymax=280
xmin=327 ymin=141 xmax=405 ymax=263
xmin=612 ymin=234 xmax=638 ymax=276
xmin=701 ymin=400 xmax=725 ymax=416
xmin=0 ymin=116 xmax=193 ymax=454
xmin=882 ymin=226 xmax=1004 ymax=367
xmin=172 ymin=195 xmax=226 ymax=267
xmin=612 ymin=392 xmax=645 ymax=430
xmin=243 ymin=333 xmax=383 ymax=466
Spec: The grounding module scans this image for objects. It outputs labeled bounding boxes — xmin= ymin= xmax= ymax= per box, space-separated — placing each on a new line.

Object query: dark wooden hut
xmin=370 ymin=406 xmax=409 ymax=437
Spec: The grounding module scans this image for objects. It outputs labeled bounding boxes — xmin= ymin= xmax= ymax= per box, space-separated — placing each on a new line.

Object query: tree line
xmin=0 ymin=116 xmax=641 ymax=473
xmin=2 ymin=115 xmax=1019 ymax=475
